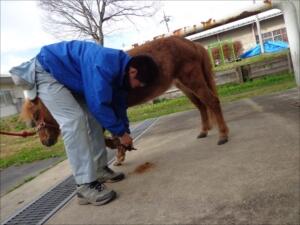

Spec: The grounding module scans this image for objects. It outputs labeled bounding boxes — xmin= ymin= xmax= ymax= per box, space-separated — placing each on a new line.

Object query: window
xmin=282 ymin=33 xmax=288 ymax=42
xmin=0 ymin=90 xmax=14 ymax=106
xmin=274 ymin=35 xmax=283 ymax=41
xmin=262 ymin=32 xmax=272 ymax=39
xmin=256 ymin=28 xmax=288 ymax=44
xmin=273 ymin=30 xmax=281 ymax=36
xmin=280 ymin=28 xmax=288 ymax=42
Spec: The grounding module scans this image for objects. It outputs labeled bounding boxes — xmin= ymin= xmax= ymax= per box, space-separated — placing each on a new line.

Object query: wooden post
xmin=286 ymin=50 xmax=293 ymax=73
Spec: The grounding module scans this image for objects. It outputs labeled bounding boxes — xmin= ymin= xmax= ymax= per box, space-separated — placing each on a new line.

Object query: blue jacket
xmin=36 ymin=40 xmax=132 ymax=136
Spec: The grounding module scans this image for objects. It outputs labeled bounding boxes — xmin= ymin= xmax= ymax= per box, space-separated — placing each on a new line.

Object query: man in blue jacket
xmin=10 ymin=40 xmax=159 ymax=206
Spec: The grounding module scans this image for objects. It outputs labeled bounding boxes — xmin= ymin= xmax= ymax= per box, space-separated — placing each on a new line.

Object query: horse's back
xmin=126 ymin=36 xmax=209 ymax=106
xmin=128 ymin=36 xmax=197 ymax=63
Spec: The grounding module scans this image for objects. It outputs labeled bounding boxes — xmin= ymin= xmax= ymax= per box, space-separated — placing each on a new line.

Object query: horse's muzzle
xmin=42 ymin=138 xmax=57 ymax=147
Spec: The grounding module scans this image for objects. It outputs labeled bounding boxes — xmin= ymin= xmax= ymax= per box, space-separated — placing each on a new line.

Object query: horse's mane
xmin=20 ymin=99 xmax=35 ymax=121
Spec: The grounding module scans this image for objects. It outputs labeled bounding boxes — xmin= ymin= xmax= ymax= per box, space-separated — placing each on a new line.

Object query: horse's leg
xmin=177 ymin=68 xmax=229 ymax=145
xmin=194 ymin=90 xmax=228 ymax=144
xmin=175 ymin=81 xmax=211 ymax=138
xmin=114 ymin=147 xmax=126 ymax=166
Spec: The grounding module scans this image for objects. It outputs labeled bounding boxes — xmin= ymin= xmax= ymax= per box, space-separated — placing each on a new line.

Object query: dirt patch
xmin=133 ymin=162 xmax=154 ymax=174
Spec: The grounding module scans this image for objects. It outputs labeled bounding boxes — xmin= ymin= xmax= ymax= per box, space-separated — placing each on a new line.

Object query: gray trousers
xmin=35 ymin=61 xmax=107 ymax=185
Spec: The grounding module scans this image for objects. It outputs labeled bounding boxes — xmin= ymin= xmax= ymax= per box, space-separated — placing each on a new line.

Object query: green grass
xmin=128 ymin=97 xmax=195 ymax=122
xmin=128 ymin=72 xmax=296 ymax=122
xmin=0 ymin=114 xmax=27 ymax=132
xmin=0 ymin=71 xmax=297 ymax=169
xmin=0 ymin=139 xmax=66 ymax=169
xmin=0 ymin=114 xmax=66 ymax=169
xmin=218 ymin=72 xmax=296 ymax=101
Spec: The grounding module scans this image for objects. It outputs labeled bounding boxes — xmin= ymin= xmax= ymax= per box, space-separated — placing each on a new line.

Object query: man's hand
xmin=119 ymin=132 xmax=133 ymax=147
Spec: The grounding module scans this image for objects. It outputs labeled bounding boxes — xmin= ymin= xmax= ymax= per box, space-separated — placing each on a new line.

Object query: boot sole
xmin=77 ymin=191 xmax=117 ymax=206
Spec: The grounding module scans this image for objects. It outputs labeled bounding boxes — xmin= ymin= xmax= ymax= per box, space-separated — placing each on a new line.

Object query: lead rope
xmin=0 ymin=130 xmax=37 ymax=138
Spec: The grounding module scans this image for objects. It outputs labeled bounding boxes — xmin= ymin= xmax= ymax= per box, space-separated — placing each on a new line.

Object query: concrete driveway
xmin=46 ymin=88 xmax=299 ymax=225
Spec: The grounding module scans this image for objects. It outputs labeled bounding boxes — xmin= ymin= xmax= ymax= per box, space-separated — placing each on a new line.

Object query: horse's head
xmin=21 ymin=97 xmax=60 ymax=146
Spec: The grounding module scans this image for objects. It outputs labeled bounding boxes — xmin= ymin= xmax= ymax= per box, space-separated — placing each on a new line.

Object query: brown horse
xmin=21 ymin=97 xmax=60 ymax=146
xmin=127 ymin=36 xmax=229 ymax=144
xmin=21 ymin=97 xmax=131 ymax=165
xmin=21 ymin=36 xmax=229 ymax=163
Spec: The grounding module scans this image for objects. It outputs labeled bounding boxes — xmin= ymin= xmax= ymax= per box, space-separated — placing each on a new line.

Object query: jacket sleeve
xmin=82 ymin=65 xmax=127 ymax=136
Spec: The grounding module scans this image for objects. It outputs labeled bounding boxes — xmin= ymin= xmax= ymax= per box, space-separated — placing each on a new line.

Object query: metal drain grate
xmin=2 ymin=176 xmax=76 ymax=225
xmin=2 ymin=118 xmax=158 ymax=225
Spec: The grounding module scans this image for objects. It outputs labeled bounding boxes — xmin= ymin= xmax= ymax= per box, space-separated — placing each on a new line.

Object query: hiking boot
xmin=77 ymin=181 xmax=116 ymax=206
xmin=97 ymin=166 xmax=125 ymax=183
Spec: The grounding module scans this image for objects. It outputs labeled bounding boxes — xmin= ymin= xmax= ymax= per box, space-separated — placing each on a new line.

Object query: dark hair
xmin=126 ymin=55 xmax=159 ymax=86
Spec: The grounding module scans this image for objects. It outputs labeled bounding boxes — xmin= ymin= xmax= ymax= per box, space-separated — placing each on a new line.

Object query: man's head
xmin=125 ymin=55 xmax=159 ymax=89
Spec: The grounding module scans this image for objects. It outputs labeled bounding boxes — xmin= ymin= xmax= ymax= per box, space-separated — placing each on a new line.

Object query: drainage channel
xmin=2 ymin=118 xmax=158 ymax=225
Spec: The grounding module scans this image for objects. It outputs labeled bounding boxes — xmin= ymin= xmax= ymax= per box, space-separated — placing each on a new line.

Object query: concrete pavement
xmin=0 ymin=160 xmax=72 ymax=222
xmin=47 ymin=88 xmax=299 ymax=224
xmin=0 ymin=147 xmax=116 ymax=223
xmin=0 ymin=157 xmax=64 ymax=196
xmin=1 ymin=88 xmax=299 ymax=224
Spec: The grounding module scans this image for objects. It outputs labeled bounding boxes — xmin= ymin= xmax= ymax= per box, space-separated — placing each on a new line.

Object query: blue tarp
xmin=240 ymin=41 xmax=289 ymax=59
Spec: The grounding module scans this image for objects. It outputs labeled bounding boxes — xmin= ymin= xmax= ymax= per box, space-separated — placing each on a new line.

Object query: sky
xmin=1 ymin=0 xmax=269 ymax=74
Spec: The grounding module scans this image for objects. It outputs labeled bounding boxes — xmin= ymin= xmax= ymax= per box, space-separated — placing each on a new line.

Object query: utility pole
xmin=160 ymin=11 xmax=171 ymax=32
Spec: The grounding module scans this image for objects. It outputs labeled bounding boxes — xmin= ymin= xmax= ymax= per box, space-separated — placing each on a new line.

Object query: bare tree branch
xmin=38 ymin=0 xmax=160 ymax=45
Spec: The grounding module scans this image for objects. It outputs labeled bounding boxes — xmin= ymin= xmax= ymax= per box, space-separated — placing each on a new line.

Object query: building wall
xmin=193 ymin=15 xmax=286 ymax=53
xmin=259 ymin=15 xmax=285 ymax=34
xmin=194 ymin=25 xmax=255 ymax=51
xmin=0 ymin=104 xmax=18 ymax=118
xmin=253 ymin=15 xmax=287 ymax=43
xmin=195 ymin=36 xmax=218 ymax=48
xmin=218 ymin=25 xmax=256 ymax=51
xmin=0 ymin=81 xmax=24 ymax=118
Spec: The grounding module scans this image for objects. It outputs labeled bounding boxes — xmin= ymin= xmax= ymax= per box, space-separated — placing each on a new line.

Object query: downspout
xmin=255 ymin=15 xmax=265 ymax=53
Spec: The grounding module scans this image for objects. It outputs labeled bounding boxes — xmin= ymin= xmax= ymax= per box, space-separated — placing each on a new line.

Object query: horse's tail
xmin=195 ymin=43 xmax=219 ymax=128
xmin=196 ymin=43 xmax=218 ymax=96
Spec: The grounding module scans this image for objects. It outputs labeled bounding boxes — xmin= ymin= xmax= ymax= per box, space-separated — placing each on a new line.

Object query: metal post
xmin=255 ymin=15 xmax=265 ymax=54
xmin=208 ymin=47 xmax=215 ymax=68
xmin=220 ymin=42 xmax=225 ymax=65
xmin=230 ymin=39 xmax=236 ymax=61
xmin=287 ymin=51 xmax=293 ymax=73
xmin=273 ymin=0 xmax=300 ymax=86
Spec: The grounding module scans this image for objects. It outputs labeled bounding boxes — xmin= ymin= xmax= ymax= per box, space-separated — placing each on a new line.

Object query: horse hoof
xmin=218 ymin=138 xmax=228 ymax=145
xmin=197 ymin=132 xmax=207 ymax=139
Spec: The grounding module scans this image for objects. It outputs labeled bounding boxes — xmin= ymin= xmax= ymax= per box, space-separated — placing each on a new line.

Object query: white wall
xmin=193 ymin=15 xmax=286 ymax=52
xmin=0 ymin=105 xmax=18 ymax=118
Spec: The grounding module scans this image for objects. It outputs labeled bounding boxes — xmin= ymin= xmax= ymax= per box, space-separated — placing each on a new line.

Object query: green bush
xmin=0 ymin=115 xmax=27 ymax=131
